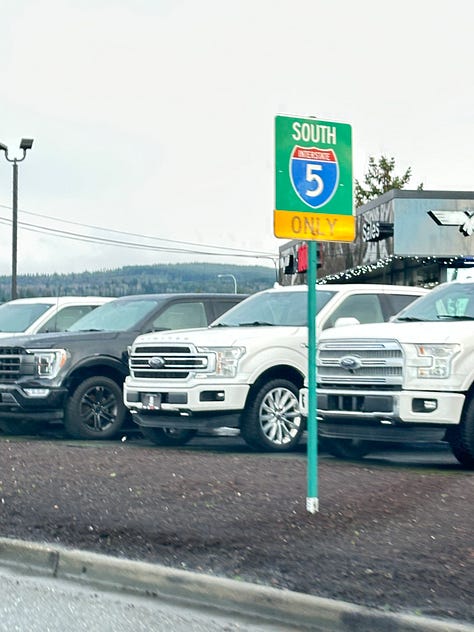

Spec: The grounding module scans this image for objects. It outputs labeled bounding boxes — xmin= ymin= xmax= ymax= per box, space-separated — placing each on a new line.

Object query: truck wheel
xmin=64 ymin=376 xmax=127 ymax=440
xmin=447 ymin=396 xmax=474 ymax=469
xmin=240 ymin=378 xmax=303 ymax=452
xmin=324 ymin=438 xmax=371 ymax=459
xmin=141 ymin=427 xmax=197 ymax=446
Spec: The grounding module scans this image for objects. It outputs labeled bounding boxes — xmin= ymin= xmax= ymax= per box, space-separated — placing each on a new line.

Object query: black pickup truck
xmin=0 ymin=293 xmax=245 ymax=439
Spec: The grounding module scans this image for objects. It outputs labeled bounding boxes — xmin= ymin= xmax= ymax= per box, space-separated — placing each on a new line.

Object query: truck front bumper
xmin=299 ymin=386 xmax=464 ymax=443
xmin=124 ymin=379 xmax=250 ymax=429
xmin=0 ymin=383 xmax=68 ymax=421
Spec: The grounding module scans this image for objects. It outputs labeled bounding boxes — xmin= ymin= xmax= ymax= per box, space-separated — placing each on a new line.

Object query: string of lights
xmin=318 ymin=254 xmax=468 ymax=286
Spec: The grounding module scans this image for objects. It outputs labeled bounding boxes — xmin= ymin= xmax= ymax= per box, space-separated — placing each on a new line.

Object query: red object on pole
xmin=297 ymin=243 xmax=308 ymax=272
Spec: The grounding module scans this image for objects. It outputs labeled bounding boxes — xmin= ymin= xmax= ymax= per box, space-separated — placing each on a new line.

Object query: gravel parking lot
xmin=0 ymin=436 xmax=472 ymax=627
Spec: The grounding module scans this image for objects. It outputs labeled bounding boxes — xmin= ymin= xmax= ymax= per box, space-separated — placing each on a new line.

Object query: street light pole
xmin=217 ymin=273 xmax=237 ymax=293
xmin=12 ymin=160 xmax=18 ymax=301
xmin=0 ymin=138 xmax=34 ymax=300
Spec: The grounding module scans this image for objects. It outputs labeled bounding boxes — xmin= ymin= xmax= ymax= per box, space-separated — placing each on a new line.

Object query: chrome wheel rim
xmin=259 ymin=387 xmax=301 ymax=446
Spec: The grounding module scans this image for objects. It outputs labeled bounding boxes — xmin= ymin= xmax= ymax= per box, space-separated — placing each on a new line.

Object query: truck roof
xmin=265 ymin=283 xmax=428 ymax=294
xmin=5 ymin=296 xmax=112 ymax=305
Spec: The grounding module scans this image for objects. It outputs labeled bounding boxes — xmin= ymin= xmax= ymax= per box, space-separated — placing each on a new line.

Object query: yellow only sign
xmin=274 ymin=209 xmax=356 ymax=242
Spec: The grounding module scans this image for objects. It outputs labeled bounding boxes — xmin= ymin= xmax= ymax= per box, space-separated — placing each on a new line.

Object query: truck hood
xmin=133 ymin=325 xmax=304 ymax=347
xmin=0 ymin=330 xmax=124 ymax=348
xmin=319 ymin=320 xmax=474 ymax=344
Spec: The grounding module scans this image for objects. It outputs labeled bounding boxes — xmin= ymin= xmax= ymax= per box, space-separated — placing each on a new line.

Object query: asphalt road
xmin=0 ymin=564 xmax=297 ymax=632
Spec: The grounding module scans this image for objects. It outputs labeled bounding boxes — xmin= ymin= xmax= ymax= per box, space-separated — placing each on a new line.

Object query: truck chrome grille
xmin=130 ymin=344 xmax=210 ymax=380
xmin=317 ymin=339 xmax=403 ymax=387
xmin=0 ymin=347 xmax=29 ymax=381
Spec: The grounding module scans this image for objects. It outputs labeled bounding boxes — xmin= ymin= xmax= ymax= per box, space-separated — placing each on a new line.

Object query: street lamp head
xmin=0 ymin=142 xmax=7 ymax=153
xmin=217 ymin=273 xmax=237 ymax=293
xmin=20 ymin=138 xmax=34 ymax=151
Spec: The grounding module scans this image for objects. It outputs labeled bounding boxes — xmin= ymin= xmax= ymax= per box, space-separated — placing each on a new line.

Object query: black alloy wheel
xmin=64 ymin=376 xmax=127 ymax=440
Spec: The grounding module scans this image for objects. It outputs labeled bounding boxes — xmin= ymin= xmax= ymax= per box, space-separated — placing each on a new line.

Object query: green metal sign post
xmin=306 ymin=239 xmax=318 ymax=513
xmin=274 ymin=113 xmax=354 ymax=513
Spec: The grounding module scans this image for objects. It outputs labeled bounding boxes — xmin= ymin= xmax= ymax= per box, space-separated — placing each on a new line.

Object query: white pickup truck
xmin=124 ymin=283 xmax=426 ymax=452
xmin=299 ymin=278 xmax=474 ymax=468
xmin=0 ymin=296 xmax=111 ymax=336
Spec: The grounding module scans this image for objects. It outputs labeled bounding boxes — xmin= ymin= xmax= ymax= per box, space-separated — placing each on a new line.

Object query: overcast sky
xmin=0 ymin=0 xmax=472 ymax=276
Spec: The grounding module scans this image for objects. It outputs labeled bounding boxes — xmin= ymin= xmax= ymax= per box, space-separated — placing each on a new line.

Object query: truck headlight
xmin=199 ymin=346 xmax=245 ymax=377
xmin=27 ymin=349 xmax=68 ymax=378
xmin=413 ymin=344 xmax=460 ymax=378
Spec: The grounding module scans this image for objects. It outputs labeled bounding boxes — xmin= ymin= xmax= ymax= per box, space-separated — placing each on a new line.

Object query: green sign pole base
xmin=306 ymin=497 xmax=319 ymax=514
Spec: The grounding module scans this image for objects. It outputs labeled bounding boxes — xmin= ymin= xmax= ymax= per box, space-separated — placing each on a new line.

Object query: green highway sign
xmin=274 ymin=114 xmax=354 ymax=241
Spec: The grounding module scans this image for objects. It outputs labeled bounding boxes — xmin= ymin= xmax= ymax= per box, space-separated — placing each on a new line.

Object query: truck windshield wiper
xmin=395 ymin=316 xmax=425 ymax=322
xmin=436 ymin=314 xmax=474 ymax=320
xmin=238 ymin=321 xmax=274 ymax=327
xmin=72 ymin=328 xmax=105 ymax=332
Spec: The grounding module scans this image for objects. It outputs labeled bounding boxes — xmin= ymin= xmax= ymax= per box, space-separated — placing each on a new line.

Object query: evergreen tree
xmin=354 ymin=156 xmax=423 ymax=207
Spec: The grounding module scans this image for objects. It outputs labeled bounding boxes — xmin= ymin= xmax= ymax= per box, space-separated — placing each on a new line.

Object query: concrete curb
xmin=0 ymin=537 xmax=471 ymax=632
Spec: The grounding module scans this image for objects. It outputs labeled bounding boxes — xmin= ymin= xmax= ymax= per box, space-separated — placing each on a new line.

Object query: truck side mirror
xmin=334 ymin=316 xmax=360 ymax=328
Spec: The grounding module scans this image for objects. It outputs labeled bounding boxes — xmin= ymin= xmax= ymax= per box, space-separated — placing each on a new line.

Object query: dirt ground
xmin=0 ymin=436 xmax=472 ymax=626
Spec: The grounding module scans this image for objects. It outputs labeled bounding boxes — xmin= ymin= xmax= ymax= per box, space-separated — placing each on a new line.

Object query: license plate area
xmin=140 ymin=393 xmax=161 ymax=410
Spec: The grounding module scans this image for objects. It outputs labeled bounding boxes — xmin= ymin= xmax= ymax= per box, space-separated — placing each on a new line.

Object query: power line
xmin=0 ymin=210 xmax=279 ymax=265
xmin=0 ymin=202 xmax=277 ymax=259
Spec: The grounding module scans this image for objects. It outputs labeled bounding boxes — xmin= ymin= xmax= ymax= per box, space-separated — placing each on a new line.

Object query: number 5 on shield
xmin=305 ymin=164 xmax=323 ymax=197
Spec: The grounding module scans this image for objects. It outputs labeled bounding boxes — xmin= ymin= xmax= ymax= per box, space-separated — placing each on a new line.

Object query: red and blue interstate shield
xmin=289 ymin=146 xmax=339 ymax=209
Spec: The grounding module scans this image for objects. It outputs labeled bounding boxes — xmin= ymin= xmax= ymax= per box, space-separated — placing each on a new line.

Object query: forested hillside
xmin=0 ymin=263 xmax=276 ymax=301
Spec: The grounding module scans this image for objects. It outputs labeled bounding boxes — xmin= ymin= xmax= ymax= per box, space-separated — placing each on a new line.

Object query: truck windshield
xmin=394 ymin=281 xmax=474 ymax=322
xmin=68 ymin=298 xmax=162 ymax=332
xmin=0 ymin=302 xmax=52 ymax=332
xmin=211 ymin=288 xmax=336 ymax=328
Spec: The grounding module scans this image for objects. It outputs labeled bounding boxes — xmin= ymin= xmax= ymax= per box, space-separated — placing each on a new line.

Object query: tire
xmin=324 ymin=438 xmax=371 ymax=460
xmin=64 ymin=376 xmax=127 ymax=440
xmin=240 ymin=378 xmax=303 ymax=452
xmin=447 ymin=396 xmax=474 ymax=469
xmin=141 ymin=427 xmax=197 ymax=446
